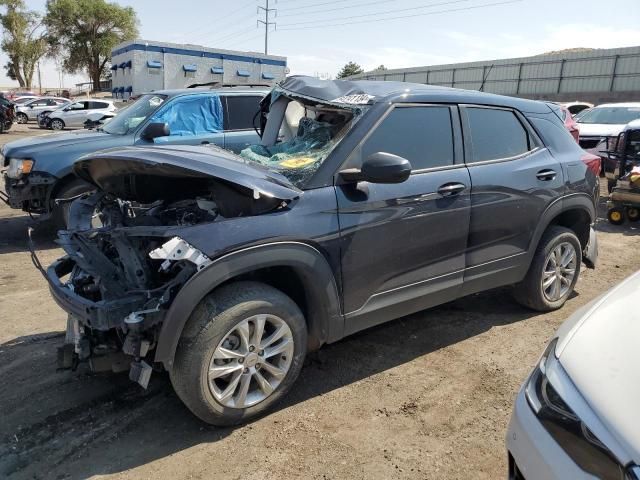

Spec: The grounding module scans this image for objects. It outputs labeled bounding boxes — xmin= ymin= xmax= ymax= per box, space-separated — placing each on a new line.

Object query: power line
xmin=278 ymin=0 xmax=397 ymax=17
xmin=186 ymin=0 xmax=258 ymax=44
xmin=191 ymin=13 xmax=257 ymax=44
xmin=278 ymin=0 xmax=521 ymax=30
xmin=278 ymin=0 xmax=348 ymax=12
xmin=280 ymin=0 xmax=474 ymax=26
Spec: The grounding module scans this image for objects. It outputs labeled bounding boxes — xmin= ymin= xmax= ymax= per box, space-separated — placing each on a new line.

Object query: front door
xmin=61 ymin=101 xmax=89 ymax=127
xmin=337 ymin=104 xmax=471 ymax=334
xmin=146 ymin=94 xmax=225 ymax=147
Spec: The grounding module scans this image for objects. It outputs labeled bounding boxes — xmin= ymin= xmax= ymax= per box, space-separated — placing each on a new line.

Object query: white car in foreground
xmin=507 ymin=270 xmax=640 ymax=479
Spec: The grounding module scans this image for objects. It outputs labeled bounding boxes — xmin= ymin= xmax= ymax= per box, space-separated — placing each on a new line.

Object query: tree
xmin=375 ymin=64 xmax=387 ymax=71
xmin=45 ymin=0 xmax=138 ymax=92
xmin=336 ymin=61 xmax=363 ymax=79
xmin=0 ymin=0 xmax=47 ymax=88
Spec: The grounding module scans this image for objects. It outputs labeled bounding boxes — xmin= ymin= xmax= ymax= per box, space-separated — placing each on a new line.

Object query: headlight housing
xmin=526 ymin=338 xmax=635 ymax=480
xmin=6 ymin=158 xmax=34 ymax=179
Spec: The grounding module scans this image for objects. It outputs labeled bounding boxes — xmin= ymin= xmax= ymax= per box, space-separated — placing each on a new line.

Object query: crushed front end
xmin=35 ymin=145 xmax=300 ymax=388
xmin=39 ymin=192 xmax=217 ymax=387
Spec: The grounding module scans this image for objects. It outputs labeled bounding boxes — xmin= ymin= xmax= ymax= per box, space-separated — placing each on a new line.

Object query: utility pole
xmin=37 ymin=61 xmax=42 ymax=94
xmin=257 ymin=0 xmax=276 ymax=55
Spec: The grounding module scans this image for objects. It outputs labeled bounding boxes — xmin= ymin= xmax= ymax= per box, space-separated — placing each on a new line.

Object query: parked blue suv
xmin=1 ymin=86 xmax=267 ymax=225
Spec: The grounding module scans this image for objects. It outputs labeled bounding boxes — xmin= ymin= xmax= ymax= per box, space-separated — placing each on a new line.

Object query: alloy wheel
xmin=16 ymin=113 xmax=28 ymax=124
xmin=50 ymin=119 xmax=64 ymax=130
xmin=208 ymin=314 xmax=294 ymax=409
xmin=541 ymin=242 xmax=577 ymax=302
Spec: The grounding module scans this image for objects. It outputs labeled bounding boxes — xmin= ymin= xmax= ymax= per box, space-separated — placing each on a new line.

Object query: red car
xmin=560 ymin=105 xmax=580 ymax=142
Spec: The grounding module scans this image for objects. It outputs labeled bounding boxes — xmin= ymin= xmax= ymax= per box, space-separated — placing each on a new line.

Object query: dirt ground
xmin=1 ymin=123 xmax=639 ymax=480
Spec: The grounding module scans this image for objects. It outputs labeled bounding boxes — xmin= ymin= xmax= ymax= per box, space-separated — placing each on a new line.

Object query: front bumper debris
xmin=3 ymin=172 xmax=57 ymax=213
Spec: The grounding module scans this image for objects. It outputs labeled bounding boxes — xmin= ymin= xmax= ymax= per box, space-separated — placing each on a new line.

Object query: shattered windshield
xmin=240 ymin=93 xmax=363 ymax=187
xmin=102 ymin=94 xmax=167 ymax=135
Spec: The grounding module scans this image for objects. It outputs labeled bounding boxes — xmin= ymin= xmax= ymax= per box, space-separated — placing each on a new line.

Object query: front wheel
xmin=171 ymin=281 xmax=307 ymax=426
xmin=16 ymin=112 xmax=28 ymax=124
xmin=513 ymin=226 xmax=581 ymax=312
xmin=50 ymin=118 xmax=65 ymax=130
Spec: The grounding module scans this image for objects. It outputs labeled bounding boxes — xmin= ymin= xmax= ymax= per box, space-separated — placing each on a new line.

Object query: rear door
xmin=460 ymin=105 xmax=564 ymax=293
xmin=223 ymin=95 xmax=263 ymax=153
xmin=336 ymin=104 xmax=471 ymax=333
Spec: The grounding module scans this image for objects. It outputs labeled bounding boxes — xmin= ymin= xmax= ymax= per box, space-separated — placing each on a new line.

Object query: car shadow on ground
xmin=0 ymin=287 xmax=540 ymax=479
xmin=0 ymin=212 xmax=58 ymax=254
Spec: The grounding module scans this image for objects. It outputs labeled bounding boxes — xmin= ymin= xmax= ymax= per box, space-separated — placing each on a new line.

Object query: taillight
xmin=581 ymin=153 xmax=601 ymax=176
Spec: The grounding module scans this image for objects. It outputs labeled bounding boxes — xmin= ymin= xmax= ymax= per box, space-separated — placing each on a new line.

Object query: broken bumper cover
xmin=3 ymin=172 xmax=57 ymax=213
xmin=46 ymin=256 xmax=155 ymax=330
xmin=583 ymin=226 xmax=598 ymax=269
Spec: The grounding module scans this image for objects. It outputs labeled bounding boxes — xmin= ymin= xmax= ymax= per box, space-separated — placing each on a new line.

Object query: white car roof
xmin=593 ymin=102 xmax=640 ymax=108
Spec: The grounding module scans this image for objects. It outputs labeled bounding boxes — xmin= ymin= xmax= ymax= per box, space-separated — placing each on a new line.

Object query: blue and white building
xmin=110 ymin=39 xmax=288 ymax=98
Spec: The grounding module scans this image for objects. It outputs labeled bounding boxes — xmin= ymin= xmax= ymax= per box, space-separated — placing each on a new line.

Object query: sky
xmin=4 ymin=0 xmax=640 ymax=88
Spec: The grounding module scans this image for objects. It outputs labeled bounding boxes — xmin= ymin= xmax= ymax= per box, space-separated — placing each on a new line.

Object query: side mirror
xmin=141 ymin=122 xmax=170 ymax=141
xmin=340 ymin=152 xmax=411 ymax=184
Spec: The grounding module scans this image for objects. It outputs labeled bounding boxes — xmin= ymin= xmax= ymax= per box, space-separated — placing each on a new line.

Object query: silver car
xmin=46 ymin=99 xmax=117 ymax=130
xmin=15 ymin=97 xmax=70 ymax=123
xmin=507 ymin=270 xmax=640 ymax=479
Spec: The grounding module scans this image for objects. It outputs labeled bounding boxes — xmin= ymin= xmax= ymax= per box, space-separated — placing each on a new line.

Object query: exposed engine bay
xmin=39 ymin=158 xmax=298 ymax=388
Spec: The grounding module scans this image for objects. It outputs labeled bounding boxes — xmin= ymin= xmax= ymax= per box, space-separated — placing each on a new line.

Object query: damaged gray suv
xmin=38 ymin=76 xmax=600 ymax=425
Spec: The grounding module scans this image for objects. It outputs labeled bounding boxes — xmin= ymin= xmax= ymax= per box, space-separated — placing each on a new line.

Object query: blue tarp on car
xmin=149 ymin=94 xmax=223 ymax=137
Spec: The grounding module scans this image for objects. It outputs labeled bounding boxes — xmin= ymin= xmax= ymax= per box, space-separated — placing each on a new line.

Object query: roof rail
xmin=187 ymin=81 xmax=273 ymax=89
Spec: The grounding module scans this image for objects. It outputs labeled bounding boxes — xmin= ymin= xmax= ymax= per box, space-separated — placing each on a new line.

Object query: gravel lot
xmin=1 ymin=123 xmax=639 ymax=480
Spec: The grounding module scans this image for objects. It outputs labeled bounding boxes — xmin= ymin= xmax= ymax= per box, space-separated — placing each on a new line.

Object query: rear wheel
xmin=50 ymin=118 xmax=65 ymax=130
xmin=171 ymin=281 xmax=307 ymax=426
xmin=607 ymin=207 xmax=625 ymax=225
xmin=513 ymin=226 xmax=581 ymax=312
xmin=16 ymin=112 xmax=28 ymax=124
xmin=627 ymin=207 xmax=640 ymax=222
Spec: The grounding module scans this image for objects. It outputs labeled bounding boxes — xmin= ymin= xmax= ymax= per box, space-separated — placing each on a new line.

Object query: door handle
xmin=536 ymin=169 xmax=557 ymax=181
xmin=437 ymin=182 xmax=466 ymax=196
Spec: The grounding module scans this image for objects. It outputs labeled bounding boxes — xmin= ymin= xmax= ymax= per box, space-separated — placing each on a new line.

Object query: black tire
xmin=16 ymin=112 xmax=28 ymax=124
xmin=512 ymin=226 xmax=582 ymax=312
xmin=627 ymin=207 xmax=640 ymax=222
xmin=50 ymin=118 xmax=65 ymax=130
xmin=51 ymin=179 xmax=93 ymax=229
xmin=607 ymin=207 xmax=625 ymax=225
xmin=170 ymin=281 xmax=307 ymax=426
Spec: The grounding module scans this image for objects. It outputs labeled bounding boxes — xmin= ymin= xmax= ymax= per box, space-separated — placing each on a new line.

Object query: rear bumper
xmin=507 ymin=388 xmax=593 ymax=480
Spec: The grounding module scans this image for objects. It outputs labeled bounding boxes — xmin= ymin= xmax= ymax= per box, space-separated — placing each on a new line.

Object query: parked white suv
xmin=576 ymin=102 xmax=640 ymax=153
xmin=46 ymin=99 xmax=117 ymax=130
xmin=15 ymin=97 xmax=70 ymax=123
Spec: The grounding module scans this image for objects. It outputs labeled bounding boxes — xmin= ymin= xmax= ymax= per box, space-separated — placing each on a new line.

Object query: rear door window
xmin=224 ymin=95 xmax=262 ymax=131
xmin=89 ymin=101 xmax=109 ymax=109
xmin=464 ymin=107 xmax=531 ymax=162
xmin=360 ymin=106 xmax=455 ymax=171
